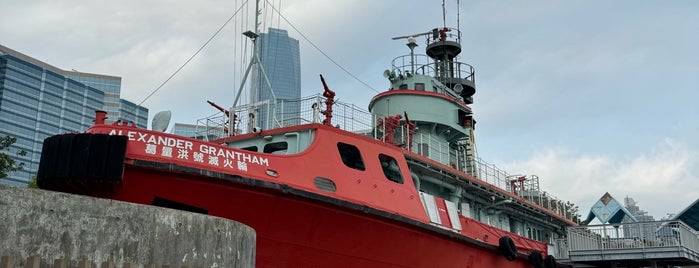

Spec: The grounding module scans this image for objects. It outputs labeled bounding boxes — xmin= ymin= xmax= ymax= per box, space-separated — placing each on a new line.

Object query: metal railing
xmin=552 ymin=238 xmax=570 ymax=259
xmin=567 ymin=220 xmax=699 ymax=252
xmin=390 ymin=54 xmax=475 ymax=85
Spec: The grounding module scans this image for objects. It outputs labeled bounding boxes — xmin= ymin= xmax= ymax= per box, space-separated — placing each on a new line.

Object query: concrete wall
xmin=0 ymin=185 xmax=255 ymax=267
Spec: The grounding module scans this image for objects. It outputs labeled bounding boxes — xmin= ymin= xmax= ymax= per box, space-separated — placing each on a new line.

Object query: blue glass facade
xmin=118 ymin=99 xmax=148 ymax=127
xmin=250 ymin=28 xmax=301 ymax=129
xmin=66 ymin=73 xmax=147 ymax=128
xmin=172 ymin=123 xmax=223 ymax=141
xmin=0 ymin=44 xmax=148 ymax=185
xmin=172 ymin=123 xmax=199 ymax=138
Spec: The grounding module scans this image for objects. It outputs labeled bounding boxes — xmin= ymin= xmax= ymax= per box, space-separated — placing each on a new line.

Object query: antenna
xmin=457 ymin=0 xmax=461 ymax=35
xmin=442 ymin=0 xmax=446 ymax=29
xmin=391 ymin=31 xmax=432 ymax=40
xmin=231 ymin=0 xmax=280 ymax=134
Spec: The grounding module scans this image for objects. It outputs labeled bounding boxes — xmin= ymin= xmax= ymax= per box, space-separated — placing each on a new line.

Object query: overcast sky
xmin=1 ymin=0 xmax=697 ymax=220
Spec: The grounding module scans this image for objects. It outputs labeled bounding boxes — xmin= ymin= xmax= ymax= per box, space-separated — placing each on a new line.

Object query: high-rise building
xmin=250 ymin=28 xmax=301 ymax=129
xmin=65 ymin=73 xmax=147 ymax=127
xmin=0 ymin=44 xmax=148 ymax=186
xmin=172 ymin=123 xmax=223 ymax=141
xmin=624 ymin=196 xmax=655 ymax=222
xmin=622 ymin=196 xmax=656 ymax=240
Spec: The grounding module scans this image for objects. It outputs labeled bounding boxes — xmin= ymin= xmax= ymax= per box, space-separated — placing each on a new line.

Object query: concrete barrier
xmin=0 ymin=185 xmax=255 ymax=267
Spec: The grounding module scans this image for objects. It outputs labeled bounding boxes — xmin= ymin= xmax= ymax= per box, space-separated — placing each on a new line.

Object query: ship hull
xmin=100 ymin=161 xmax=534 ymax=268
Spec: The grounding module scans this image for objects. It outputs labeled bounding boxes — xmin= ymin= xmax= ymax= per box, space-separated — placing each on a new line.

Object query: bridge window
xmin=418 ymin=143 xmax=429 ymax=157
xmin=379 ymin=154 xmax=403 ymax=184
xmin=338 ymin=142 xmax=365 ymax=171
xmin=415 ymin=83 xmax=425 ymax=91
xmin=264 ymin=142 xmax=288 ymax=154
xmin=399 ymin=84 xmax=408 ymax=89
xmin=241 ymin=146 xmax=258 ymax=152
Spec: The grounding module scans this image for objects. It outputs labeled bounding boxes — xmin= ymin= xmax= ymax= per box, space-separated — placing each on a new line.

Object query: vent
xmin=313 ymin=177 xmax=337 ymax=193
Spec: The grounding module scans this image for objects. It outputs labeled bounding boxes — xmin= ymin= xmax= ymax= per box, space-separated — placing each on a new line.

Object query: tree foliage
xmin=530 ymin=191 xmax=583 ymax=225
xmin=0 ymin=136 xmax=26 ymax=178
xmin=28 ymin=175 xmax=38 ymax=188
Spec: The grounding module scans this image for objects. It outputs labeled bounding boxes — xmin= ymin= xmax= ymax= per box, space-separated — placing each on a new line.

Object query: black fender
xmin=544 ymin=254 xmax=558 ymax=268
xmin=528 ymin=250 xmax=544 ymax=268
xmin=498 ymin=235 xmax=518 ymax=261
xmin=37 ymin=133 xmax=127 ymax=194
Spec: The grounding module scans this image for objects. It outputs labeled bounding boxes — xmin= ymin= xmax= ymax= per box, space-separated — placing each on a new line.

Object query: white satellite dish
xmin=151 ymin=110 xmax=171 ymax=132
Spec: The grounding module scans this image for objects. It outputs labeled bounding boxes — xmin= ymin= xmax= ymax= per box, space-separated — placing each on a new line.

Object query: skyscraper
xmin=0 ymin=44 xmax=148 ymax=185
xmin=250 ymin=28 xmax=301 ymax=129
xmin=622 ymin=196 xmax=656 ymax=240
xmin=624 ymin=196 xmax=655 ymax=222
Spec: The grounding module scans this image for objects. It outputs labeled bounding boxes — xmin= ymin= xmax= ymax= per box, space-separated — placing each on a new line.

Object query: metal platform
xmin=557 ymin=220 xmax=699 ymax=267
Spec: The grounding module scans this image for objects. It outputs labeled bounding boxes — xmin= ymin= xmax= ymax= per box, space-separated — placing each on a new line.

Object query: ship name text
xmin=107 ymin=129 xmax=269 ymax=171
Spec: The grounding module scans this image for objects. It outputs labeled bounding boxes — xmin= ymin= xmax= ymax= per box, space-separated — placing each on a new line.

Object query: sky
xmin=1 ymin=0 xmax=698 ymax=220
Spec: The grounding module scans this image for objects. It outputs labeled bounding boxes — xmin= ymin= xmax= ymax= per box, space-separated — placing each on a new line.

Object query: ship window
xmin=241 ymin=146 xmax=258 ymax=152
xmin=337 ymin=142 xmax=365 ymax=171
xmin=418 ymin=143 xmax=429 ymax=157
xmin=415 ymin=83 xmax=425 ymax=91
xmin=379 ymin=154 xmax=403 ymax=184
xmin=264 ymin=142 xmax=288 ymax=154
xmin=399 ymin=84 xmax=408 ymax=89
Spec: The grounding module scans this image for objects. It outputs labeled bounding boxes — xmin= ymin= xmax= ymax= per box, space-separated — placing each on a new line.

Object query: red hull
xmin=37 ymin=124 xmax=552 ymax=267
xmin=107 ymin=163 xmax=535 ymax=268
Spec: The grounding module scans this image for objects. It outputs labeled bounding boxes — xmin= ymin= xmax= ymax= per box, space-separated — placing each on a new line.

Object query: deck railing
xmin=564 ymin=220 xmax=699 ymax=265
xmin=194 ymin=94 xmax=580 ymax=223
xmin=567 ymin=220 xmax=699 ymax=252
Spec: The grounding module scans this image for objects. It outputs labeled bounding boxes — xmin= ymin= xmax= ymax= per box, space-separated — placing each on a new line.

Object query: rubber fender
xmin=498 ymin=235 xmax=518 ymax=261
xmin=37 ymin=133 xmax=127 ymax=194
xmin=54 ymin=134 xmax=76 ymax=179
xmin=529 ymin=250 xmax=544 ymax=268
xmin=86 ymin=134 xmax=109 ymax=179
xmin=37 ymin=135 xmax=61 ymax=188
xmin=544 ymin=255 xmax=557 ymax=268
xmin=69 ymin=133 xmax=93 ymax=179
xmin=104 ymin=135 xmax=128 ymax=182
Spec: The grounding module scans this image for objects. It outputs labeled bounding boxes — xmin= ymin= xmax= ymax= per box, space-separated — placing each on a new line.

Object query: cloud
xmin=1 ymin=1 xmax=697 ymax=216
xmin=499 ymin=138 xmax=699 ymax=219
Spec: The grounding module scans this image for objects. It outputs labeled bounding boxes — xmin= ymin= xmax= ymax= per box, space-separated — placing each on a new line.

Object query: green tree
xmin=28 ymin=175 xmax=38 ymax=188
xmin=0 ymin=136 xmax=26 ymax=178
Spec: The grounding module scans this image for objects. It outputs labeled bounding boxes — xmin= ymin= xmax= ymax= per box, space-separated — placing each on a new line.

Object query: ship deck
xmin=196 ymin=93 xmax=581 ymax=225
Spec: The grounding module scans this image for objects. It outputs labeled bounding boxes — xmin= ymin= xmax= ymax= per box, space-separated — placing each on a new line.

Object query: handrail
xmin=567 ymin=220 xmax=699 ymax=253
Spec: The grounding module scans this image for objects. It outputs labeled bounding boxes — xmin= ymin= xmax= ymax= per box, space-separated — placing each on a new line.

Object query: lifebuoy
xmin=498 ymin=236 xmax=517 ymax=261
xmin=544 ymin=255 xmax=557 ymax=268
xmin=528 ymin=250 xmax=544 ymax=268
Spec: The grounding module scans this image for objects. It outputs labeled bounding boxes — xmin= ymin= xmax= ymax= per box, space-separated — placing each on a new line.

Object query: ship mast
xmin=231 ymin=0 xmax=278 ymax=135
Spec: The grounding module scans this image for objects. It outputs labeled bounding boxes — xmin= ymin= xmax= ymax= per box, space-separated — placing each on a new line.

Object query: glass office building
xmin=250 ymin=28 xmax=301 ymax=129
xmin=172 ymin=123 xmax=224 ymax=141
xmin=0 ymin=44 xmax=148 ymax=186
xmin=66 ymin=72 xmax=147 ymax=128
